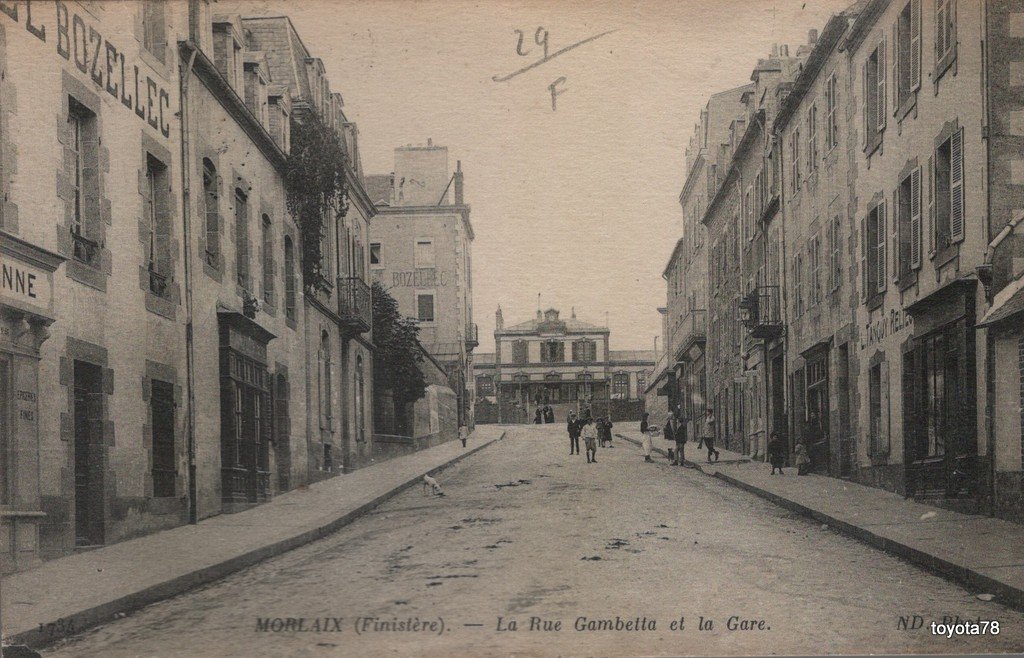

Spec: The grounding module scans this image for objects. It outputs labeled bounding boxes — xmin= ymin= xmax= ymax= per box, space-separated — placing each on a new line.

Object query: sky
xmin=251 ymin=0 xmax=852 ymax=353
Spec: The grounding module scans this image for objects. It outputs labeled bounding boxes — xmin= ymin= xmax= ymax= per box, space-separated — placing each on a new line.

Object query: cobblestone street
xmin=45 ymin=425 xmax=1024 ymax=657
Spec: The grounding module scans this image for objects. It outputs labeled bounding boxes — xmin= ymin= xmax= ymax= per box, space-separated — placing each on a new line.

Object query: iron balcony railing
xmin=675 ymin=311 xmax=708 ymax=360
xmin=337 ymin=276 xmax=372 ymax=333
xmin=465 ymin=322 xmax=479 ymax=348
xmin=740 ymin=284 xmax=784 ymax=340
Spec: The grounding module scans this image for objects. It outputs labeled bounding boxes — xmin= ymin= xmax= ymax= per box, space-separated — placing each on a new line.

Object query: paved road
xmin=45 ymin=425 xmax=1024 ymax=657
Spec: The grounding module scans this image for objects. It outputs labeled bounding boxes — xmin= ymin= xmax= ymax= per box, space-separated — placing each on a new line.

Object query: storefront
xmin=218 ymin=311 xmax=275 ymax=512
xmin=1 ymin=233 xmax=63 ymax=573
xmin=903 ymin=281 xmax=979 ymax=501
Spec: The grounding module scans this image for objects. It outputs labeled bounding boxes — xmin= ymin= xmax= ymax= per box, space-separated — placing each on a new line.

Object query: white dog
xmin=423 ymin=474 xmax=444 ymax=496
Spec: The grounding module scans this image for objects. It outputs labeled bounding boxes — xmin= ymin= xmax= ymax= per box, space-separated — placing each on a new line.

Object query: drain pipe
xmin=180 ymin=44 xmax=199 ymax=524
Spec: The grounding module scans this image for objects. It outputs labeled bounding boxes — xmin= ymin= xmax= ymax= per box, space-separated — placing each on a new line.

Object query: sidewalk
xmin=1 ymin=426 xmax=506 ymax=649
xmin=617 ymin=430 xmax=1024 ymax=610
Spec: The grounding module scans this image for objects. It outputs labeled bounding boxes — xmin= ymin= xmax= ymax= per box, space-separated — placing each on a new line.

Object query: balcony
xmin=337 ymin=276 xmax=371 ymax=333
xmin=465 ymin=323 xmax=479 ymax=349
xmin=673 ymin=309 xmax=707 ymax=361
xmin=740 ymin=285 xmax=784 ymax=340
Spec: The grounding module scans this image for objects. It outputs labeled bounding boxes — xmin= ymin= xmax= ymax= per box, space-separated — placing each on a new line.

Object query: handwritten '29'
xmin=492 ymin=27 xmax=615 ymax=111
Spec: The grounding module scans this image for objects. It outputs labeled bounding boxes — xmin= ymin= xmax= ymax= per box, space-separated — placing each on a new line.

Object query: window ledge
xmin=867 ymin=292 xmax=885 ymax=312
xmin=898 ymin=269 xmax=919 ymax=292
xmin=934 ymin=46 xmax=957 ymax=89
xmin=896 ymin=93 xmax=917 ymax=124
xmin=933 ymin=242 xmax=959 ymax=269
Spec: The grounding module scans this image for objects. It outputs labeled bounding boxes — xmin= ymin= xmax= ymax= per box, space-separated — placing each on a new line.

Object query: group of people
xmin=534 ymin=405 xmax=556 ymax=424
xmin=767 ymin=431 xmax=811 ymax=475
xmin=566 ymin=409 xmax=614 ymax=464
xmin=639 ymin=407 xmax=721 ymax=465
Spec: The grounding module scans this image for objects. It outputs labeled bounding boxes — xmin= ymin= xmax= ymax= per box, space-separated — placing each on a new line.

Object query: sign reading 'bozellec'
xmin=0 ymin=0 xmax=172 ymax=139
xmin=1 ymin=253 xmax=51 ymax=313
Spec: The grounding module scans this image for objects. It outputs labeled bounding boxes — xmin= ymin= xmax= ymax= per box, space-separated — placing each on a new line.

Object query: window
xmin=935 ymin=0 xmax=956 ymax=76
xmin=68 ymin=101 xmax=100 ymax=265
xmin=790 ymin=128 xmax=801 ymax=193
xmin=809 ymin=233 xmax=822 ymax=306
xmin=414 ymin=239 xmax=434 ymax=268
xmin=933 ymin=128 xmax=964 ymax=250
xmin=144 ymin=155 xmax=171 ymax=296
xmin=573 ymin=340 xmax=596 ymax=362
xmin=612 ymin=373 xmax=630 ymax=400
xmin=283 ymin=236 xmax=297 ymax=321
xmin=869 ymin=362 xmax=890 ymax=455
xmin=477 ymin=376 xmax=495 ymax=397
xmin=202 ymin=160 xmax=220 ymax=267
xmin=319 ymin=331 xmax=332 ymax=429
xmin=636 ymin=372 xmax=647 ymax=398
xmin=860 ymin=200 xmax=887 ymax=301
xmin=261 ymin=215 xmax=274 ymax=305
xmin=807 ymin=104 xmax=818 ymax=171
xmin=234 ymin=189 xmax=249 ymax=289
xmin=794 ymin=250 xmax=804 ymax=317
xmin=142 ymin=1 xmax=167 ymax=62
xmin=896 ymin=167 xmax=923 ymax=278
xmin=825 ymin=73 xmax=839 ymax=150
xmin=417 ymin=292 xmax=435 ymax=322
xmin=370 ymin=242 xmax=381 ymax=267
xmin=893 ymin=0 xmax=921 ymax=112
xmin=511 ymin=340 xmax=528 ymax=365
xmin=150 ymin=380 xmax=176 ymax=498
xmin=829 ymin=215 xmax=842 ymax=292
xmin=863 ymin=40 xmax=887 ymax=153
xmin=540 ymin=341 xmax=565 ymax=363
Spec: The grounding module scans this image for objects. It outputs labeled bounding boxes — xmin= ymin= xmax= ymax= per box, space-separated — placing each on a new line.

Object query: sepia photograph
xmin=0 ymin=0 xmax=1023 ymax=656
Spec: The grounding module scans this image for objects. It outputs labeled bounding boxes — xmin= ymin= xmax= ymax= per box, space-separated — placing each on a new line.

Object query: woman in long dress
xmin=639 ymin=412 xmax=655 ymax=462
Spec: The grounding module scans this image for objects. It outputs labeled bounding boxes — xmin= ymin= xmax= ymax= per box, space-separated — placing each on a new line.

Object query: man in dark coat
xmin=669 ymin=411 xmax=687 ymax=465
xmin=567 ymin=412 xmax=581 ymax=455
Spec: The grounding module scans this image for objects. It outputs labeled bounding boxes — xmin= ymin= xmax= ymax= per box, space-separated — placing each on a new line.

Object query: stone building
xmin=242 ymin=14 xmax=377 ymax=475
xmin=474 ymin=307 xmax=655 ymax=424
xmin=660 ymin=84 xmax=750 ymax=440
xmin=773 ymin=10 xmax=862 ymax=476
xmin=366 ymin=142 xmax=477 ymax=428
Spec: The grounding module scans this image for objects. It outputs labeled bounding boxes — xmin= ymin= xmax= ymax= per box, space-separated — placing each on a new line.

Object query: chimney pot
xmin=427 ymin=137 xmax=433 ymax=146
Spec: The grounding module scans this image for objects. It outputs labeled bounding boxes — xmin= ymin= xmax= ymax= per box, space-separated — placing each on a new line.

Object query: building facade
xmin=367 ymin=142 xmax=477 ymax=428
xmin=474 ymin=307 xmax=654 ymax=423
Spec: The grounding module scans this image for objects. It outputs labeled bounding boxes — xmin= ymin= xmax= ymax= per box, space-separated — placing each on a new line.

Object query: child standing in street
xmin=582 ymin=419 xmax=599 ymax=463
xmin=795 ymin=442 xmax=811 ymax=475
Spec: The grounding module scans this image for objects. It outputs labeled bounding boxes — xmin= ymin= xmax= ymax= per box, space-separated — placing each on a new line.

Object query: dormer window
xmin=213 ymin=19 xmax=243 ymax=91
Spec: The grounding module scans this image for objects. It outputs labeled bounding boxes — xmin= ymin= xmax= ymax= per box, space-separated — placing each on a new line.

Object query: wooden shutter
xmin=877 ymin=201 xmax=887 ymax=292
xmin=911 ymin=166 xmax=922 ymax=268
xmin=860 ymin=215 xmax=868 ymax=301
xmin=950 ymin=128 xmax=964 ymax=242
xmin=911 ymin=0 xmax=922 ymax=91
xmin=892 ymin=19 xmax=900 ymax=114
xmin=892 ymin=188 xmax=900 ymax=283
xmin=877 ymin=40 xmax=886 ymax=131
xmin=862 ymin=62 xmax=869 ymax=149
xmin=880 ymin=360 xmax=891 ymax=452
xmin=927 ymin=155 xmax=935 ymax=254
xmin=936 ymin=0 xmax=947 ymax=61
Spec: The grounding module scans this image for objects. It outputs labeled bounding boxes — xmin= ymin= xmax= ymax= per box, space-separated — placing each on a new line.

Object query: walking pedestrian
xmin=581 ymin=418 xmax=598 ymax=463
xmin=795 ymin=442 xmax=811 ymax=475
xmin=669 ymin=411 xmax=687 ymax=465
xmin=459 ymin=424 xmax=469 ymax=448
xmin=639 ymin=412 xmax=655 ymax=462
xmin=567 ymin=411 xmax=580 ymax=455
xmin=544 ymin=405 xmax=555 ymax=424
xmin=699 ymin=407 xmax=720 ymax=463
xmin=534 ymin=407 xmax=543 ymax=424
xmin=768 ymin=431 xmax=786 ymax=475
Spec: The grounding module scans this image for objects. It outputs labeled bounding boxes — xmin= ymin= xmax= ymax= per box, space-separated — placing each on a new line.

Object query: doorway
xmin=805 ymin=353 xmax=830 ymax=474
xmin=73 ymin=360 xmax=105 ymax=547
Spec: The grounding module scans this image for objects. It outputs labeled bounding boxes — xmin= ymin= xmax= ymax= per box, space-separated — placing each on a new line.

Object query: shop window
xmin=150 ymin=380 xmax=176 ymax=498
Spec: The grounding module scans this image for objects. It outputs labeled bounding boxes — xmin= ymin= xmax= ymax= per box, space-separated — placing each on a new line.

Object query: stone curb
xmin=613 ymin=433 xmax=745 ymax=472
xmin=10 ymin=432 xmax=505 ymax=650
xmin=711 ymin=471 xmax=1024 ymax=612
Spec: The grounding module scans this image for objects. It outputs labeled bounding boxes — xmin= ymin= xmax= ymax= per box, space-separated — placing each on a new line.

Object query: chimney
xmin=454 ymin=160 xmax=464 ymax=205
xmin=781 ymin=44 xmax=790 ymax=57
xmin=388 ymin=172 xmax=395 ymax=204
xmin=808 ymin=29 xmax=818 ymax=45
xmin=771 ymin=43 xmax=779 ymax=57
xmin=427 ymin=137 xmax=433 ymax=147
xmin=537 ymin=309 xmax=543 ymax=321
xmin=495 ymin=306 xmax=504 ymax=331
